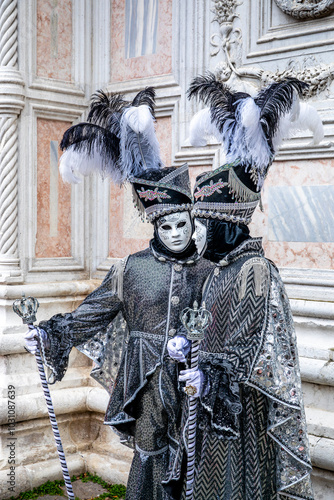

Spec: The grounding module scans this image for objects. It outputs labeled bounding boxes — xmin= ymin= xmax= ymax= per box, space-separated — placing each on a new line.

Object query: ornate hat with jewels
xmin=188 ymin=73 xmax=324 ymax=224
xmin=192 ymin=160 xmax=260 ymax=224
xmin=131 ymin=163 xmax=193 ymax=222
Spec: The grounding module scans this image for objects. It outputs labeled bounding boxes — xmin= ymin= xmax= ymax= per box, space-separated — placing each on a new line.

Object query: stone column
xmin=0 ymin=0 xmax=24 ymax=283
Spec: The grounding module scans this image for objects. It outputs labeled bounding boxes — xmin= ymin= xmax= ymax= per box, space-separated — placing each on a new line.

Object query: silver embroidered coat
xmin=39 ymin=244 xmax=212 ymax=500
xmin=166 ymin=238 xmax=313 ymax=500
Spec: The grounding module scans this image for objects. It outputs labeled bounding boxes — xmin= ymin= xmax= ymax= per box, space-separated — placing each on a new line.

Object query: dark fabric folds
xmin=200 ymin=359 xmax=242 ymax=439
xmin=203 ymin=219 xmax=251 ymax=262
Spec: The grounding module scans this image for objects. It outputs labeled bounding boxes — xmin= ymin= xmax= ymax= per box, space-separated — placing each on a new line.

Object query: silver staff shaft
xmin=185 ymin=339 xmax=200 ymax=499
xmin=181 ymin=301 xmax=212 ymax=500
xmin=34 ymin=328 xmax=74 ymax=500
xmin=13 ymin=295 xmax=74 ymax=500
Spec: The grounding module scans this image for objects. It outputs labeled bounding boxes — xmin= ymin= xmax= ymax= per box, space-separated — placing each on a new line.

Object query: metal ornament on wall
xmin=274 ymin=0 xmax=334 ymax=20
xmin=210 ymin=0 xmax=334 ymax=97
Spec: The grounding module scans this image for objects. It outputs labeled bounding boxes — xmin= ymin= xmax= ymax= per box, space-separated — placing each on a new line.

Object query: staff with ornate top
xmin=180 ymin=301 xmax=212 ymax=500
xmin=13 ymin=294 xmax=75 ymax=500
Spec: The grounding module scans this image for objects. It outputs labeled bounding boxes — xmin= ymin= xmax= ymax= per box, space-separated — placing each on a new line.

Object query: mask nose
xmin=171 ymin=226 xmax=180 ymax=238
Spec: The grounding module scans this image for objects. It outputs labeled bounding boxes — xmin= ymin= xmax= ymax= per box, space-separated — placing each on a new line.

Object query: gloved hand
xmin=24 ymin=327 xmax=49 ymax=354
xmin=167 ymin=335 xmax=191 ymax=362
xmin=179 ymin=367 xmax=204 ymax=398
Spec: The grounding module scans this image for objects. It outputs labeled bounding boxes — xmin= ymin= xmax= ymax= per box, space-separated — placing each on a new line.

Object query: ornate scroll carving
xmin=210 ymin=0 xmax=334 ymax=97
xmin=274 ymin=0 xmax=334 ymax=20
xmin=211 ymin=0 xmax=242 ymax=24
xmin=261 ymin=59 xmax=334 ymax=97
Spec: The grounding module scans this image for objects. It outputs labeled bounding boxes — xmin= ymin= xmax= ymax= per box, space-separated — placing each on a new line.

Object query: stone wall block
xmin=0 ymin=453 xmax=84 ymax=500
xmin=309 ymin=435 xmax=334 ymax=472
xmin=84 ymin=451 xmax=131 ymax=487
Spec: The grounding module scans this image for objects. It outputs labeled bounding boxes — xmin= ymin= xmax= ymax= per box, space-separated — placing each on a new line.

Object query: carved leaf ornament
xmin=274 ymin=0 xmax=334 ymax=19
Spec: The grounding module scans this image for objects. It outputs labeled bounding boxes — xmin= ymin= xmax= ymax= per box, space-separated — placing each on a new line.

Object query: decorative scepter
xmin=181 ymin=301 xmax=212 ymax=500
xmin=13 ymin=295 xmax=75 ymax=500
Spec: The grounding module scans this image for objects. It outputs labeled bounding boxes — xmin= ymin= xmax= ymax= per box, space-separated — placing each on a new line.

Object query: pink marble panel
xmin=110 ymin=0 xmax=172 ymax=82
xmin=250 ymin=159 xmax=334 ymax=269
xmin=36 ymin=119 xmax=72 ymax=258
xmin=109 ymin=184 xmax=150 ymax=258
xmin=37 ymin=0 xmax=72 ymax=81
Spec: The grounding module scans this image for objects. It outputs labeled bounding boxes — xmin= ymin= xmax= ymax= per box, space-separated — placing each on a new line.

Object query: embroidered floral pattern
xmin=194 ymin=179 xmax=228 ymax=201
xmin=137 ymin=187 xmax=171 ymax=202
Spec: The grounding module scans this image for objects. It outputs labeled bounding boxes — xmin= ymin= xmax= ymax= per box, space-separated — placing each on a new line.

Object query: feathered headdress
xmin=187 ymin=73 xmax=324 ymax=189
xmin=59 ymin=87 xmax=163 ymax=185
xmin=59 ymin=87 xmax=192 ymax=222
xmin=188 ymin=73 xmax=324 ymax=225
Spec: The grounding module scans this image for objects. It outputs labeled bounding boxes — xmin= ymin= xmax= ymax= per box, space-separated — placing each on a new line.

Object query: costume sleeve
xmin=247 ymin=265 xmax=313 ymax=499
xmin=199 ymin=257 xmax=270 ymax=437
xmin=39 ymin=258 xmax=127 ymax=383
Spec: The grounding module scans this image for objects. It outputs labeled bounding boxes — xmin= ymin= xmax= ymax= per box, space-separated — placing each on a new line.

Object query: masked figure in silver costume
xmin=165 ymin=74 xmax=324 ymax=499
xmin=25 ymin=89 xmax=212 ymax=499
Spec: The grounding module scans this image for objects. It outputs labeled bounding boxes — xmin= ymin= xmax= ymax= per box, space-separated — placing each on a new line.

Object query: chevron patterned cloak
xmin=164 ymin=238 xmax=313 ymax=500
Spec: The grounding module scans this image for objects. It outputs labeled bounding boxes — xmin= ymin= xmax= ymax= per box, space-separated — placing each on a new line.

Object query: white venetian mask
xmin=192 ymin=218 xmax=207 ymax=256
xmin=157 ymin=211 xmax=192 ymax=253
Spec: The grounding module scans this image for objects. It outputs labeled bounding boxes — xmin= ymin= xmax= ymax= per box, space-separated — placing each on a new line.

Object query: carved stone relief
xmin=274 ymin=0 xmax=334 ymax=20
xmin=210 ymin=0 xmax=334 ymax=97
xmin=0 ymin=0 xmax=24 ymax=282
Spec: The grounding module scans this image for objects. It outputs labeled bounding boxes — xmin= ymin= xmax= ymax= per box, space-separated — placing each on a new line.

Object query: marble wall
xmin=36 ymin=119 xmax=72 ymax=259
xmin=250 ymin=159 xmax=334 ymax=269
xmin=37 ymin=0 xmax=72 ymax=81
xmin=0 ymin=0 xmax=333 ymax=498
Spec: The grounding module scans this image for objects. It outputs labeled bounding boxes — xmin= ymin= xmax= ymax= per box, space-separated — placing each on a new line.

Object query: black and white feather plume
xmin=187 ymin=72 xmax=323 ymax=189
xmin=59 ymin=87 xmax=162 ymax=185
xmin=87 ymin=90 xmax=128 ymax=136
xmin=59 ymin=123 xmax=123 ymax=184
xmin=120 ymin=88 xmax=162 ymax=179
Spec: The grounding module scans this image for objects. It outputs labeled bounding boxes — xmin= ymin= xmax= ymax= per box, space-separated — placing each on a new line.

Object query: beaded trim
xmin=160 ymin=163 xmax=189 ymax=185
xmin=192 ymin=200 xmax=259 ymax=225
xmin=130 ymin=331 xmax=165 ymax=341
xmin=145 ymin=203 xmax=192 ymax=221
xmin=193 ymin=159 xmax=241 ymax=191
xmin=228 ymin=167 xmax=260 ymax=203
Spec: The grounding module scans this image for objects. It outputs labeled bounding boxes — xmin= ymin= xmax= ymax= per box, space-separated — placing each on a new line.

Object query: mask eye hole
xmin=177 ymin=221 xmax=187 ymax=228
xmin=160 ymin=224 xmax=172 ymax=231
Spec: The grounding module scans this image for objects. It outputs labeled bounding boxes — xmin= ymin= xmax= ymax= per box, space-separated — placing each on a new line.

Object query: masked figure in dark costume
xmin=166 ymin=74 xmax=323 ymax=499
xmin=25 ymin=89 xmax=211 ymax=500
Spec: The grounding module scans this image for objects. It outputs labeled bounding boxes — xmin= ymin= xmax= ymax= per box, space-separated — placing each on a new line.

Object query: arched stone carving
xmin=274 ymin=0 xmax=334 ymax=20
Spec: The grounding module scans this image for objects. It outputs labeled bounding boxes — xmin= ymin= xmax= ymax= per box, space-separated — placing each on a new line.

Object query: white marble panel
xmin=268 ymin=185 xmax=334 ymax=242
